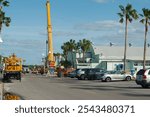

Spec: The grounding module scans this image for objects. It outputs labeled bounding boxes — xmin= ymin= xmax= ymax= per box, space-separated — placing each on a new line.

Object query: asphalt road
xmin=2 ymin=73 xmax=150 ymax=100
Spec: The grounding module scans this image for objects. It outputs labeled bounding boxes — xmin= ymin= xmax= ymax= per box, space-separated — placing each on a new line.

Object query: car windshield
xmin=82 ymin=69 xmax=88 ymax=71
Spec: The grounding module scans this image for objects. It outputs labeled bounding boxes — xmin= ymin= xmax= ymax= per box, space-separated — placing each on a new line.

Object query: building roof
xmin=93 ymin=46 xmax=150 ymax=60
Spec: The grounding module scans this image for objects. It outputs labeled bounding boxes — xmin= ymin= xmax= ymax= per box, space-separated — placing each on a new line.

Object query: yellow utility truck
xmin=3 ymin=54 xmax=22 ymax=82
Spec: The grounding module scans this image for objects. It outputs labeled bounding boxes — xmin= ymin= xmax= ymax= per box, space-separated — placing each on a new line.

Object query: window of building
xmin=139 ymin=62 xmax=143 ymax=66
xmin=146 ymin=62 xmax=150 ymax=66
xmin=134 ymin=62 xmax=138 ymax=66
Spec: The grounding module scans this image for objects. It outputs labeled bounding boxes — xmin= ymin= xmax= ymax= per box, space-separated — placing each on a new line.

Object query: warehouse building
xmin=68 ymin=45 xmax=150 ymax=72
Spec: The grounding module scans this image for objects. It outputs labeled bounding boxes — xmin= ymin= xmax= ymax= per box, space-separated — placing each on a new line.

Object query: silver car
xmin=136 ymin=69 xmax=150 ymax=88
xmin=101 ymin=71 xmax=132 ymax=82
xmin=76 ymin=68 xmax=89 ymax=80
xmin=68 ymin=70 xmax=77 ymax=78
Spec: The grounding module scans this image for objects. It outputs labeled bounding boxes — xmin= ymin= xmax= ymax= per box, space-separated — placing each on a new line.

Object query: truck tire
xmin=16 ymin=72 xmax=21 ymax=82
xmin=3 ymin=74 xmax=9 ymax=82
xmin=18 ymin=73 xmax=21 ymax=82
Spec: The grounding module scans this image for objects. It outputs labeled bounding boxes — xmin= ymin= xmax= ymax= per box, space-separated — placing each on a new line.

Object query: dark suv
xmin=84 ymin=68 xmax=105 ymax=80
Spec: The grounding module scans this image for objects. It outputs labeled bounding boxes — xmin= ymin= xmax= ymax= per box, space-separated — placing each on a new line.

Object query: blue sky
xmin=1 ymin=0 xmax=150 ymax=65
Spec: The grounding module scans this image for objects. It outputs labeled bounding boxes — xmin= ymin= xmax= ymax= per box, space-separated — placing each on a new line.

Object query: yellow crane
xmin=46 ymin=0 xmax=55 ymax=71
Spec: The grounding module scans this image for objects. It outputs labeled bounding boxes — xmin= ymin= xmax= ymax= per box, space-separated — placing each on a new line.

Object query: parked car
xmin=76 ymin=68 xmax=90 ymax=80
xmin=135 ymin=69 xmax=150 ymax=88
xmin=101 ymin=71 xmax=132 ymax=82
xmin=63 ymin=68 xmax=75 ymax=77
xmin=68 ymin=69 xmax=78 ymax=78
xmin=84 ymin=68 xmax=105 ymax=80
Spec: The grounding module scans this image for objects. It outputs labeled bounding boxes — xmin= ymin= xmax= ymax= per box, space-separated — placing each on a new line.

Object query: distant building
xmin=67 ymin=45 xmax=150 ymax=72
xmin=22 ymin=65 xmax=30 ymax=73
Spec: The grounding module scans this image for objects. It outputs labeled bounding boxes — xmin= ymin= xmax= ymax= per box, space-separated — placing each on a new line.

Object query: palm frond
xmin=0 ymin=0 xmax=4 ymax=3
xmin=139 ymin=14 xmax=144 ymax=17
xmin=126 ymin=4 xmax=132 ymax=12
xmin=119 ymin=18 xmax=124 ymax=23
xmin=128 ymin=18 xmax=132 ymax=23
xmin=143 ymin=8 xmax=149 ymax=17
xmin=2 ymin=1 xmax=9 ymax=7
xmin=131 ymin=9 xmax=139 ymax=19
xmin=119 ymin=5 xmax=124 ymax=12
xmin=117 ymin=13 xmax=124 ymax=18
xmin=4 ymin=17 xmax=11 ymax=23
xmin=140 ymin=19 xmax=145 ymax=24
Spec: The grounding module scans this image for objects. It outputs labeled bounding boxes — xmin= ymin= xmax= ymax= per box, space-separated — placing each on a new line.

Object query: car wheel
xmin=87 ymin=77 xmax=90 ymax=80
xmin=88 ymin=77 xmax=92 ymax=80
xmin=78 ymin=78 xmax=81 ymax=80
xmin=141 ymin=85 xmax=149 ymax=88
xmin=126 ymin=76 xmax=131 ymax=81
xmin=80 ymin=75 xmax=85 ymax=80
xmin=105 ymin=77 xmax=111 ymax=82
xmin=91 ymin=76 xmax=95 ymax=80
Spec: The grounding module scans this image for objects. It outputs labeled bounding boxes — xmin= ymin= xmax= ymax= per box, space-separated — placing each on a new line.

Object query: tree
xmin=61 ymin=39 xmax=76 ymax=67
xmin=61 ymin=42 xmax=69 ymax=61
xmin=118 ymin=4 xmax=138 ymax=71
xmin=78 ymin=39 xmax=92 ymax=63
xmin=67 ymin=39 xmax=76 ymax=67
xmin=140 ymin=8 xmax=150 ymax=69
xmin=0 ymin=0 xmax=11 ymax=32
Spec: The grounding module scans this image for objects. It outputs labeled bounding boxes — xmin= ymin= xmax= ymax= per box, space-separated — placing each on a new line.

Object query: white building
xmin=68 ymin=45 xmax=150 ymax=72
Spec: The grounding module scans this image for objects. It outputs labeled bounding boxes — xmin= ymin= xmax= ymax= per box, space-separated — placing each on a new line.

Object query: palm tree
xmin=118 ymin=4 xmax=138 ymax=71
xmin=0 ymin=0 xmax=11 ymax=32
xmin=67 ymin=39 xmax=76 ymax=68
xmin=140 ymin=8 xmax=150 ymax=69
xmin=78 ymin=39 xmax=92 ymax=63
xmin=61 ymin=42 xmax=69 ymax=61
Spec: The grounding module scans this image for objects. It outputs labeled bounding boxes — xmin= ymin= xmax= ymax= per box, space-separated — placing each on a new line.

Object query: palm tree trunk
xmin=83 ymin=51 xmax=85 ymax=63
xmin=65 ymin=52 xmax=68 ymax=61
xmin=143 ymin=20 xmax=148 ymax=69
xmin=124 ymin=18 xmax=128 ymax=71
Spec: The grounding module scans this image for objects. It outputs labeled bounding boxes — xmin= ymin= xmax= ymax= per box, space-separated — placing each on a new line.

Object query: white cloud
xmin=39 ymin=31 xmax=85 ymax=37
xmin=1 ymin=38 xmax=47 ymax=65
xmin=75 ymin=20 xmax=122 ymax=31
xmin=74 ymin=20 xmax=150 ymax=47
xmin=53 ymin=31 xmax=85 ymax=37
xmin=94 ymin=0 xmax=114 ymax=3
xmin=94 ymin=0 xmax=108 ymax=3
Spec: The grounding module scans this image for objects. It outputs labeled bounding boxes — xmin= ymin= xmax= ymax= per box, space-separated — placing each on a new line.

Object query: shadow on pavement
xmin=121 ymin=93 xmax=150 ymax=97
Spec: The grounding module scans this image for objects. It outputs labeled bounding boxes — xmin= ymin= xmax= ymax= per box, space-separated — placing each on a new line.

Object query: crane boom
xmin=46 ymin=0 xmax=55 ymax=68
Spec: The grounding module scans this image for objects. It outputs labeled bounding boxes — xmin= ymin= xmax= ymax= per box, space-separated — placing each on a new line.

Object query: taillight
xmin=143 ymin=75 xmax=147 ymax=79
